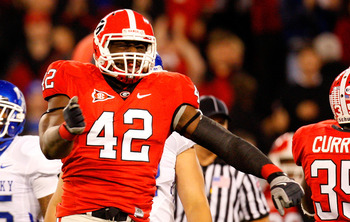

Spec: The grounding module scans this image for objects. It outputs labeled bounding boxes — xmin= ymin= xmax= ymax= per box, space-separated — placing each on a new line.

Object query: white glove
xmin=270 ymin=175 xmax=305 ymax=216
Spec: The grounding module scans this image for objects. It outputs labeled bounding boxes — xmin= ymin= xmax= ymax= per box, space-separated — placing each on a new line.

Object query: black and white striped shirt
xmin=174 ymin=158 xmax=269 ymax=222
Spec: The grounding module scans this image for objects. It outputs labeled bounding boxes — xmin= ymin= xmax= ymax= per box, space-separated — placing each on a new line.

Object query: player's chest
xmin=75 ymin=86 xmax=174 ymax=147
xmin=77 ymin=78 xmax=168 ymax=109
xmin=76 ymin=81 xmax=173 ymax=122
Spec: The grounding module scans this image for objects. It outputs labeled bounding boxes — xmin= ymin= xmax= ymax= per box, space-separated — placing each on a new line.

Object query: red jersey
xmin=292 ymin=119 xmax=350 ymax=221
xmin=42 ymin=60 xmax=199 ymax=221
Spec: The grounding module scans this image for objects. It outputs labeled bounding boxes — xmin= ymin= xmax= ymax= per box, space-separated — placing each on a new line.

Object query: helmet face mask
xmin=107 ymin=40 xmax=150 ymax=74
xmin=0 ymin=101 xmax=25 ymax=137
xmin=0 ymin=81 xmax=26 ymax=148
xmin=93 ymin=9 xmax=157 ymax=84
xmin=0 ymin=107 xmax=9 ymax=137
xmin=329 ymin=68 xmax=350 ymax=125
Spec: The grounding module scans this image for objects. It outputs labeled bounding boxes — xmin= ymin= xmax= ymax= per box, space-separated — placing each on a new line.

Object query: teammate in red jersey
xmin=292 ymin=67 xmax=350 ymax=221
xmin=39 ymin=9 xmax=303 ymax=222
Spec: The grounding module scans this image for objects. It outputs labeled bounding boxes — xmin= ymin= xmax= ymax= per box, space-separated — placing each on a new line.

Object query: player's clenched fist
xmin=270 ymin=174 xmax=304 ymax=216
xmin=59 ymin=96 xmax=86 ymax=141
xmin=63 ymin=96 xmax=86 ymax=134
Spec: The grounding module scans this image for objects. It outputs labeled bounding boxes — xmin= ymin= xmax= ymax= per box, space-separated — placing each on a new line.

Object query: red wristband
xmin=261 ymin=164 xmax=283 ymax=180
xmin=58 ymin=123 xmax=77 ymax=141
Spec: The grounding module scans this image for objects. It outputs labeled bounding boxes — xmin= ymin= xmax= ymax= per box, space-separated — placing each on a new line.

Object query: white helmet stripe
xmin=125 ymin=9 xmax=137 ymax=29
xmin=340 ymin=70 xmax=350 ymax=116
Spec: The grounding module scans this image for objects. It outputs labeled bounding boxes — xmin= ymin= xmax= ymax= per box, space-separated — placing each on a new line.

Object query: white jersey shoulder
xmin=150 ymin=132 xmax=195 ymax=222
xmin=0 ymin=135 xmax=62 ymax=222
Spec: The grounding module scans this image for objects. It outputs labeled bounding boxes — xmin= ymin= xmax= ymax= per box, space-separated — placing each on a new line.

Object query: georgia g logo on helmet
xmin=94 ymin=19 xmax=106 ymax=36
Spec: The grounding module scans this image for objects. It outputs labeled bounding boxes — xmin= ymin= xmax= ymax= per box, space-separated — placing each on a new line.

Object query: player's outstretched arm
xmin=39 ymin=95 xmax=85 ymax=159
xmin=176 ymin=147 xmax=212 ymax=222
xmin=174 ymin=105 xmax=304 ymax=216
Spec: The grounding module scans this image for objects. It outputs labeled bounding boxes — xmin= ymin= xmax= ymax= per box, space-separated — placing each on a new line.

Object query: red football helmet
xmin=329 ymin=67 xmax=350 ymax=125
xmin=93 ymin=9 xmax=157 ymax=84
xmin=269 ymin=132 xmax=304 ymax=184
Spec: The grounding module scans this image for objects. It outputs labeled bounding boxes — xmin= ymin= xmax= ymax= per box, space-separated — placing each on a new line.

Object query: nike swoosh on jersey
xmin=0 ymin=164 xmax=11 ymax=169
xmin=137 ymin=93 xmax=151 ymax=99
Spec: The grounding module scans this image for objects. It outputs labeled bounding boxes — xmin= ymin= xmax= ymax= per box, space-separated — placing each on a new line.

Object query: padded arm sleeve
xmin=190 ymin=116 xmax=275 ymax=179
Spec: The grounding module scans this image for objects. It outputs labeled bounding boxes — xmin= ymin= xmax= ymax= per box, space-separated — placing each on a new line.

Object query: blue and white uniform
xmin=0 ymin=135 xmax=62 ymax=222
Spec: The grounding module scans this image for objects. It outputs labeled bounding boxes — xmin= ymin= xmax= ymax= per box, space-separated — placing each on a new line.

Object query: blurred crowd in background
xmin=1 ymin=0 xmax=349 ymax=154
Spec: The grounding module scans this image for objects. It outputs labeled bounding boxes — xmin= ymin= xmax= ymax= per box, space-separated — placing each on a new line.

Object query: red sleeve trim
xmin=261 ymin=164 xmax=283 ymax=180
xmin=59 ymin=123 xmax=76 ymax=141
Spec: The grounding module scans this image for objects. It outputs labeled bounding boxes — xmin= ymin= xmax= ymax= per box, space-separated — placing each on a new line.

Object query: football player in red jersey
xmin=292 ymin=67 xmax=350 ymax=221
xmin=39 ymin=9 xmax=303 ymax=222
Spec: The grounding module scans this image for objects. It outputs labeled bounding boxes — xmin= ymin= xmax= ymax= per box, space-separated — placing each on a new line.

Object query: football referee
xmin=175 ymin=95 xmax=270 ymax=222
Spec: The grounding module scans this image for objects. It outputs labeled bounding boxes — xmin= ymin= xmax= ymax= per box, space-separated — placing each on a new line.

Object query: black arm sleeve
xmin=189 ymin=115 xmax=273 ymax=178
